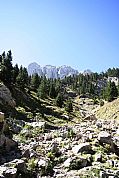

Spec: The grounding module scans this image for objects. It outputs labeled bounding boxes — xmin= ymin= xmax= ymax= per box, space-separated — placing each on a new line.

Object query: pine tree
xmin=37 ymin=80 xmax=47 ymax=99
xmin=0 ymin=50 xmax=13 ymax=85
xmin=13 ymin=64 xmax=19 ymax=84
xmin=55 ymin=93 xmax=63 ymax=107
xmin=31 ymin=73 xmax=40 ymax=90
xmin=16 ymin=66 xmax=28 ymax=89
xmin=49 ymin=83 xmax=56 ymax=98
xmin=65 ymin=99 xmax=73 ymax=113
xmin=104 ymin=81 xmax=118 ymax=101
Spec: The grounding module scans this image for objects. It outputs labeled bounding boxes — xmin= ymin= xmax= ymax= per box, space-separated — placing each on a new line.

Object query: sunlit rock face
xmin=0 ymin=84 xmax=16 ymax=107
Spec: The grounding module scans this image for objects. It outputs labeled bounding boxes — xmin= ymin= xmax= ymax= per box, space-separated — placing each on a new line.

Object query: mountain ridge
xmin=28 ymin=62 xmax=80 ymax=79
xmin=28 ymin=62 xmax=93 ymax=79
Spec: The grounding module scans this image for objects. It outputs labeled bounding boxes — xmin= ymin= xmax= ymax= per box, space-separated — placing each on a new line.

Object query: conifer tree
xmin=49 ymin=83 xmax=56 ymax=98
xmin=104 ymin=81 xmax=118 ymax=101
xmin=65 ymin=99 xmax=73 ymax=113
xmin=16 ymin=66 xmax=28 ymax=89
xmin=55 ymin=93 xmax=63 ymax=107
xmin=37 ymin=80 xmax=47 ymax=99
xmin=31 ymin=73 xmax=40 ymax=90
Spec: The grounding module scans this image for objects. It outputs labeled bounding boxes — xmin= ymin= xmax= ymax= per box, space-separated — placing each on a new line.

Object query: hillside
xmin=96 ymin=98 xmax=119 ymax=120
xmin=0 ymin=52 xmax=119 ymax=177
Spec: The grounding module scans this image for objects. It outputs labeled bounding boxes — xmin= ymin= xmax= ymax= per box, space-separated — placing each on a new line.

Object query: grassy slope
xmin=95 ymin=98 xmax=119 ymax=120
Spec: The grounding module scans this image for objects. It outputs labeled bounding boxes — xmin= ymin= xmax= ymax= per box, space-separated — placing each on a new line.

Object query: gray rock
xmin=22 ymin=148 xmax=30 ymax=158
xmin=98 ymin=131 xmax=112 ymax=144
xmin=100 ymin=171 xmax=108 ymax=178
xmin=95 ymin=153 xmax=102 ymax=162
xmin=63 ymin=157 xmax=88 ymax=170
xmin=3 ymin=167 xmax=17 ymax=178
xmin=12 ymin=159 xmax=27 ymax=173
xmin=72 ymin=142 xmax=92 ymax=154
xmin=38 ymin=159 xmax=46 ymax=167
xmin=5 ymin=137 xmax=17 ymax=152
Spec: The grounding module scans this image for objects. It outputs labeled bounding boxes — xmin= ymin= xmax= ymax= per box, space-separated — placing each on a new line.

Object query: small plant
xmin=67 ymin=128 xmax=75 ymax=138
xmin=27 ymin=158 xmax=38 ymax=171
xmin=100 ymin=99 xmax=104 ymax=107
xmin=47 ymin=151 xmax=55 ymax=160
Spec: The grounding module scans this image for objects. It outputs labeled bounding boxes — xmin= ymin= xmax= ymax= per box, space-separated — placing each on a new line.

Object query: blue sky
xmin=0 ymin=0 xmax=119 ymax=72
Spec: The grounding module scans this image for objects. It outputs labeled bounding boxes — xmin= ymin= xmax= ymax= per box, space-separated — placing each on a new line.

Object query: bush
xmin=100 ymin=100 xmax=104 ymax=107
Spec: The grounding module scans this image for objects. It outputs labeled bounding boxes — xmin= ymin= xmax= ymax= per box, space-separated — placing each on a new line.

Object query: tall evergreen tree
xmin=49 ymin=83 xmax=56 ymax=98
xmin=55 ymin=93 xmax=63 ymax=107
xmin=65 ymin=99 xmax=73 ymax=113
xmin=104 ymin=81 xmax=118 ymax=101
xmin=16 ymin=66 xmax=28 ymax=89
xmin=31 ymin=73 xmax=40 ymax=90
xmin=13 ymin=64 xmax=19 ymax=84
xmin=37 ymin=80 xmax=47 ymax=99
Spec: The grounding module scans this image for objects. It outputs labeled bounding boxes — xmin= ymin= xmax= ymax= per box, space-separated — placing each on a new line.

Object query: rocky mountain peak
xmin=28 ymin=62 xmax=79 ymax=79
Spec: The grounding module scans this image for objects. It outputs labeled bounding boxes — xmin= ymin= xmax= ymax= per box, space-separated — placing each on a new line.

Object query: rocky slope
xmin=0 ymin=94 xmax=119 ymax=177
xmin=28 ymin=62 xmax=78 ymax=79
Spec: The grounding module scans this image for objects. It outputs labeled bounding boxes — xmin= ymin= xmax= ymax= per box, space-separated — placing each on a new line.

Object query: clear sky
xmin=0 ymin=0 xmax=119 ymax=72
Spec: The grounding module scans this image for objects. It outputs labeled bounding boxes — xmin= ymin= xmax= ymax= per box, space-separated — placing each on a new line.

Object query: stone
xmin=0 ymin=84 xmax=16 ymax=107
xmin=38 ymin=159 xmax=46 ymax=167
xmin=0 ymin=112 xmax=4 ymax=122
xmin=95 ymin=153 xmax=102 ymax=162
xmin=84 ymin=114 xmax=97 ymax=121
xmin=12 ymin=159 xmax=27 ymax=173
xmin=22 ymin=148 xmax=30 ymax=158
xmin=5 ymin=137 xmax=17 ymax=151
xmin=0 ymin=134 xmax=6 ymax=146
xmin=98 ymin=131 xmax=112 ymax=144
xmin=96 ymin=121 xmax=102 ymax=128
xmin=27 ymin=121 xmax=46 ymax=129
xmin=63 ymin=157 xmax=88 ymax=170
xmin=3 ymin=167 xmax=17 ymax=178
xmin=72 ymin=142 xmax=92 ymax=154
xmin=100 ymin=171 xmax=108 ymax=178
xmin=63 ymin=158 xmax=72 ymax=167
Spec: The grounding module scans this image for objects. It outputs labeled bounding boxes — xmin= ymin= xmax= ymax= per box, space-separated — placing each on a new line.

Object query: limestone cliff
xmin=0 ymin=83 xmax=16 ymax=108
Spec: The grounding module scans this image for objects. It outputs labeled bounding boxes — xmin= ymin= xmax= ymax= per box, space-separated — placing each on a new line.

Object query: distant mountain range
xmin=28 ymin=62 xmax=92 ymax=79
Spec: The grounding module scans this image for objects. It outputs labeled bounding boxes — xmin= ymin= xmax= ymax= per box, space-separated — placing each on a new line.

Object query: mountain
xmin=28 ymin=62 xmax=78 ymax=79
xmin=82 ymin=69 xmax=93 ymax=75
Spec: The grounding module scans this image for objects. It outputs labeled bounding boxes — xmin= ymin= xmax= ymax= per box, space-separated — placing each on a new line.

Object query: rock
xmin=63 ymin=157 xmax=88 ymax=170
xmin=27 ymin=121 xmax=46 ymax=129
xmin=0 ymin=134 xmax=6 ymax=146
xmin=12 ymin=159 xmax=27 ymax=173
xmin=5 ymin=137 xmax=17 ymax=152
xmin=63 ymin=158 xmax=71 ymax=167
xmin=22 ymin=148 xmax=30 ymax=158
xmin=0 ymin=84 xmax=16 ymax=107
xmin=38 ymin=159 xmax=46 ymax=167
xmin=84 ymin=114 xmax=97 ymax=121
xmin=0 ymin=112 xmax=4 ymax=122
xmin=3 ymin=167 xmax=17 ymax=178
xmin=96 ymin=121 xmax=102 ymax=128
xmin=95 ymin=153 xmax=102 ymax=162
xmin=72 ymin=142 xmax=92 ymax=154
xmin=11 ymin=124 xmax=22 ymax=134
xmin=98 ymin=131 xmax=112 ymax=144
xmin=100 ymin=170 xmax=108 ymax=178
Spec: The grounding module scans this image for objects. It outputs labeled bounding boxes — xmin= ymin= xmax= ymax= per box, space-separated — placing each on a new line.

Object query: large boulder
xmin=98 ymin=131 xmax=112 ymax=144
xmin=11 ymin=159 xmax=27 ymax=173
xmin=63 ymin=156 xmax=88 ymax=170
xmin=5 ymin=137 xmax=17 ymax=152
xmin=0 ymin=84 xmax=16 ymax=107
xmin=0 ymin=112 xmax=4 ymax=133
xmin=2 ymin=167 xmax=17 ymax=178
xmin=72 ymin=143 xmax=92 ymax=154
